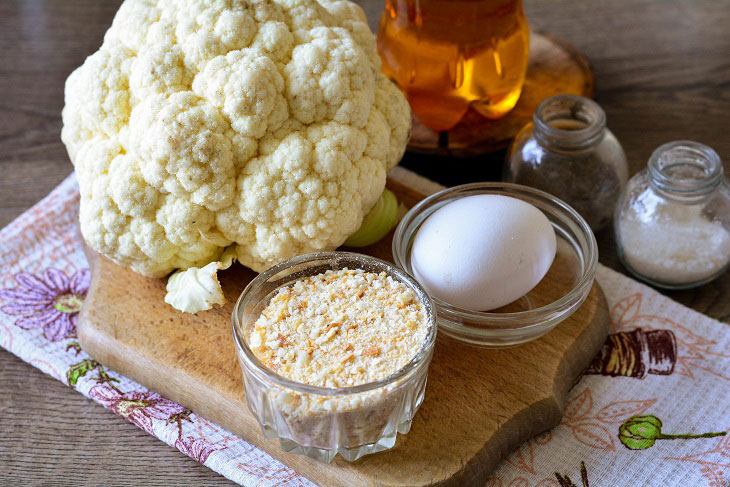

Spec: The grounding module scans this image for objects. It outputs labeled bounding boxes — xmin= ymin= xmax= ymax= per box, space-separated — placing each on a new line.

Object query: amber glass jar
xmin=377 ymin=0 xmax=530 ymax=132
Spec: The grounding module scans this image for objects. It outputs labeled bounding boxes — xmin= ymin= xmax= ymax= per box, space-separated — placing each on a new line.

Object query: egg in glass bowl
xmin=392 ymin=183 xmax=598 ymax=347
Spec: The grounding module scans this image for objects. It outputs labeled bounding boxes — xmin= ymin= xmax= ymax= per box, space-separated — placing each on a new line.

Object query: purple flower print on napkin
xmin=176 ymin=436 xmax=226 ymax=464
xmin=0 ymin=267 xmax=90 ymax=341
xmin=89 ymin=384 xmax=187 ymax=435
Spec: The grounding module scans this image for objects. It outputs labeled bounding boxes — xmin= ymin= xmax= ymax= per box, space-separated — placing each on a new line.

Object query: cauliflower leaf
xmin=344 ymin=188 xmax=399 ymax=247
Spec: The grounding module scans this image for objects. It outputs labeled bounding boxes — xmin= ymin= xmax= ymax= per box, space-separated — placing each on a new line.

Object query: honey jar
xmin=377 ymin=0 xmax=530 ymax=132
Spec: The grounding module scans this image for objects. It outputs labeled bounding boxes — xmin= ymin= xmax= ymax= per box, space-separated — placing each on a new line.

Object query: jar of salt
xmin=615 ymin=141 xmax=730 ymax=289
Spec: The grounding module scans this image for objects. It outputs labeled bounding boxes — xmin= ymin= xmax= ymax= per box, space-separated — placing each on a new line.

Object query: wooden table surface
xmin=1 ymin=1 xmax=729 ymax=485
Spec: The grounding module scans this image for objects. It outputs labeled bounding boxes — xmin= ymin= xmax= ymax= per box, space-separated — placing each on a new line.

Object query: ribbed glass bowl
xmin=232 ymin=252 xmax=437 ymax=463
xmin=392 ymin=183 xmax=598 ymax=347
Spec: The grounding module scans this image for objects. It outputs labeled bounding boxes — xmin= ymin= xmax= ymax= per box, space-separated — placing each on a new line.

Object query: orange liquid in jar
xmin=377 ymin=0 xmax=530 ymax=132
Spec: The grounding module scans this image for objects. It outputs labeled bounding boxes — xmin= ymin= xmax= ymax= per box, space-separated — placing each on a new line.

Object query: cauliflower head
xmin=62 ymin=0 xmax=410 ymax=277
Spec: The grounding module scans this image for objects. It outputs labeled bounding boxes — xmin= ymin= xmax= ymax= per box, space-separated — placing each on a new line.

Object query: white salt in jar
xmin=615 ymin=141 xmax=730 ymax=289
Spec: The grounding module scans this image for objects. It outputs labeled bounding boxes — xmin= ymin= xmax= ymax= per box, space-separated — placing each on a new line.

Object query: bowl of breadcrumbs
xmin=232 ymin=251 xmax=436 ymax=463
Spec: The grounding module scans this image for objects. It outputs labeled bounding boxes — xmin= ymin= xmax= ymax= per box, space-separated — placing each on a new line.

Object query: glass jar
xmin=615 ymin=141 xmax=730 ymax=289
xmin=504 ymin=94 xmax=628 ymax=231
xmin=377 ymin=0 xmax=530 ymax=132
xmin=232 ymin=252 xmax=436 ymax=462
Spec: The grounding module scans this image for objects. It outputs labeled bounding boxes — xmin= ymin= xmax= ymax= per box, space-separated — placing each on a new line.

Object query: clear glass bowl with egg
xmin=392 ymin=183 xmax=598 ymax=347
xmin=232 ymin=251 xmax=437 ymax=463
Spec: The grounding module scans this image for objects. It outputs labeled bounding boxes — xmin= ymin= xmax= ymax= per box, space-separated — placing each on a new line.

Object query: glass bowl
xmin=232 ymin=251 xmax=437 ymax=463
xmin=392 ymin=183 xmax=598 ymax=347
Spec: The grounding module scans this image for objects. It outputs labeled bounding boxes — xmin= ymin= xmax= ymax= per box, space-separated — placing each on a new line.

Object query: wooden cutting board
xmin=78 ymin=166 xmax=609 ymax=487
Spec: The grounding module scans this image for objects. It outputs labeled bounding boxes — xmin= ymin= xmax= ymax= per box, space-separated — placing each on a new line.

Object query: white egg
xmin=410 ymin=194 xmax=557 ymax=311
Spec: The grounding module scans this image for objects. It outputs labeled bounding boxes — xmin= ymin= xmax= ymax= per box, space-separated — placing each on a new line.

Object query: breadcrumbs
xmin=249 ymin=268 xmax=429 ymax=388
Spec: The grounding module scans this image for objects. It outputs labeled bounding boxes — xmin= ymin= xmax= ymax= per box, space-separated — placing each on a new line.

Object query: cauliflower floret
xmin=129 ymin=45 xmax=192 ymax=102
xmin=318 ymin=0 xmax=380 ymax=65
xmin=63 ymin=0 xmax=411 ymax=279
xmin=374 ymin=76 xmax=413 ymax=168
xmin=164 ymin=261 xmax=225 ymax=314
xmin=61 ymin=45 xmax=134 ymax=160
xmin=107 ymin=154 xmax=160 ymax=218
xmin=103 ymin=0 xmax=164 ymax=52
xmin=284 ymin=27 xmax=375 ymax=127
xmin=193 ymin=49 xmax=288 ymax=138
xmin=126 ymin=92 xmax=237 ymax=211
xmin=173 ymin=0 xmax=258 ymax=70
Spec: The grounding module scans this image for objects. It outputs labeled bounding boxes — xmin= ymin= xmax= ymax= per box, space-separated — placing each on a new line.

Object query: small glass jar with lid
xmin=615 ymin=141 xmax=730 ymax=289
xmin=504 ymin=94 xmax=629 ymax=231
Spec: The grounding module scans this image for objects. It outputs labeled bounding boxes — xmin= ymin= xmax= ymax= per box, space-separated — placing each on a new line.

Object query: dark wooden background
xmin=1 ymin=1 xmax=729 ymax=485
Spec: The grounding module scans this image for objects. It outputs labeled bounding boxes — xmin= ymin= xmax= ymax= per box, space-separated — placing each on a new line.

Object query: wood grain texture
xmin=77 ymin=167 xmax=610 ymax=486
xmin=0 ymin=352 xmax=237 ymax=486
xmin=408 ymin=32 xmax=594 ymax=156
xmin=2 ymin=0 xmax=730 ymax=485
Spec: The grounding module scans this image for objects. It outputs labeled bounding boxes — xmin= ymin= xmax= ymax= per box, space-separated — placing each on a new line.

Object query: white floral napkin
xmin=1 ymin=175 xmax=728 ymax=486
